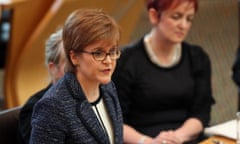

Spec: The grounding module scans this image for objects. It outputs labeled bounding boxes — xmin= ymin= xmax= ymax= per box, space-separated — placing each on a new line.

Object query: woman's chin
xmin=100 ymin=78 xmax=111 ymax=85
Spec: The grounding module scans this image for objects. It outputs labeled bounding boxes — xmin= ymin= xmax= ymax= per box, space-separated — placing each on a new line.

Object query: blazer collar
xmin=64 ymin=72 xmax=119 ymax=144
xmin=77 ymin=101 xmax=110 ymax=144
xmin=101 ymin=85 xmax=122 ymax=143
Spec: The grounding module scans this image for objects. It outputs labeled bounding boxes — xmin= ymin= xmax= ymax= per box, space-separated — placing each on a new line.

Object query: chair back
xmin=0 ymin=106 xmax=22 ymax=144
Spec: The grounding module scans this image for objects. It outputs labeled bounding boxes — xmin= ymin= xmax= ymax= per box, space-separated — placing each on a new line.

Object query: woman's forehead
xmin=168 ymin=1 xmax=195 ymax=12
xmin=85 ymin=40 xmax=117 ymax=50
xmin=164 ymin=1 xmax=195 ymax=15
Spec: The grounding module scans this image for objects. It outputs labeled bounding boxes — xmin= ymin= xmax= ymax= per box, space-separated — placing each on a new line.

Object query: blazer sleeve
xmin=30 ymin=97 xmax=67 ymax=144
xmin=19 ymin=86 xmax=50 ymax=143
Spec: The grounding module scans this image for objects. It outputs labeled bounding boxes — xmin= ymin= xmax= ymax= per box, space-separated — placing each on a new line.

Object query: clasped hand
xmin=147 ymin=130 xmax=184 ymax=144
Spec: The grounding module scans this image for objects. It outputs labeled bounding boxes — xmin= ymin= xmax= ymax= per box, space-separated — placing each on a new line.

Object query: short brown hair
xmin=62 ymin=9 xmax=121 ymax=72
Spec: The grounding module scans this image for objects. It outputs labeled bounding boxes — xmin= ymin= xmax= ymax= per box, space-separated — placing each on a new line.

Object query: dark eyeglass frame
xmin=80 ymin=49 xmax=121 ymax=61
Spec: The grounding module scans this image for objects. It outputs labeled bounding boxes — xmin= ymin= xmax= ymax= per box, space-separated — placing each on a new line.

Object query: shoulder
xmin=117 ymin=38 xmax=145 ymax=67
xmin=21 ymin=85 xmax=52 ymax=112
xmin=183 ymin=42 xmax=209 ymax=60
xmin=101 ymin=81 xmax=119 ymax=102
xmin=101 ymin=81 xmax=117 ymax=95
xmin=120 ymin=38 xmax=145 ymax=58
xmin=182 ymin=42 xmax=211 ymax=75
xmin=35 ymin=78 xmax=71 ymax=111
xmin=182 ymin=42 xmax=211 ymax=69
xmin=32 ymin=81 xmax=73 ymax=126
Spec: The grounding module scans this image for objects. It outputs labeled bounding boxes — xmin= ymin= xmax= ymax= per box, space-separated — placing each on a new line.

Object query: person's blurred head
xmin=146 ymin=0 xmax=197 ymax=43
xmin=146 ymin=0 xmax=198 ymax=15
xmin=62 ymin=9 xmax=121 ymax=78
xmin=45 ymin=29 xmax=65 ymax=84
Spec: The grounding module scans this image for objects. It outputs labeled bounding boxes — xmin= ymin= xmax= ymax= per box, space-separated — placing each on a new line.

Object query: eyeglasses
xmin=80 ymin=49 xmax=121 ymax=61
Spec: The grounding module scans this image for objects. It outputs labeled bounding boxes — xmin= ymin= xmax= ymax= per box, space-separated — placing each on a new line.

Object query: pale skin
xmin=69 ymin=40 xmax=117 ymax=103
xmin=124 ymin=1 xmax=203 ymax=144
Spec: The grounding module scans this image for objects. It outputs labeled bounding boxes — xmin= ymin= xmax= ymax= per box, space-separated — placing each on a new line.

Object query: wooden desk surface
xmin=200 ymin=135 xmax=236 ymax=144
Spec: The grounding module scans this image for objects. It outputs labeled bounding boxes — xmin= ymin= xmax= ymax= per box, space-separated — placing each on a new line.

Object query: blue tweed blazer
xmin=30 ymin=72 xmax=123 ymax=144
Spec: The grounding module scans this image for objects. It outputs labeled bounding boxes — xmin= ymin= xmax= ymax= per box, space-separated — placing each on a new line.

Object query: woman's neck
xmin=146 ymin=30 xmax=181 ymax=67
xmin=76 ymin=72 xmax=100 ymax=103
xmin=150 ymin=30 xmax=177 ymax=54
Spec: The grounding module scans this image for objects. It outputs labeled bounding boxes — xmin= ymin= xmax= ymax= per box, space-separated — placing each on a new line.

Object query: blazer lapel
xmin=77 ymin=100 xmax=109 ymax=144
xmin=64 ymin=73 xmax=109 ymax=144
xmin=102 ymin=87 xmax=122 ymax=144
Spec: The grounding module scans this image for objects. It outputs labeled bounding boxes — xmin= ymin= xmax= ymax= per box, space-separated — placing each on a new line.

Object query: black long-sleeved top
xmin=112 ymin=38 xmax=215 ymax=139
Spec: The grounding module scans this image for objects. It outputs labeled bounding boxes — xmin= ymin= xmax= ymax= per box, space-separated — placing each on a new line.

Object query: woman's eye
xmin=93 ymin=51 xmax=103 ymax=56
xmin=109 ymin=49 xmax=116 ymax=53
xmin=187 ymin=16 xmax=194 ymax=23
xmin=171 ymin=14 xmax=181 ymax=20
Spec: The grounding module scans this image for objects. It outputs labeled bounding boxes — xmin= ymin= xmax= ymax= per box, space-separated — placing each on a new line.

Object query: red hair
xmin=146 ymin=0 xmax=198 ymax=14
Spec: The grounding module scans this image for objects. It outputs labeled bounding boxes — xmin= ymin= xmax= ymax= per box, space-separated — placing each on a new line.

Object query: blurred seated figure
xmin=232 ymin=46 xmax=240 ymax=110
xmin=18 ymin=28 xmax=65 ymax=144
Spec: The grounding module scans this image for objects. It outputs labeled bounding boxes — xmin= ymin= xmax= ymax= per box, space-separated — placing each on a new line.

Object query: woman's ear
xmin=148 ymin=8 xmax=159 ymax=25
xmin=69 ymin=50 xmax=78 ymax=66
xmin=48 ymin=62 xmax=57 ymax=76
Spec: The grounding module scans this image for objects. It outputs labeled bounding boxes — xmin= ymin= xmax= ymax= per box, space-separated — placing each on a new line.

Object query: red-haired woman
xmin=113 ymin=0 xmax=215 ymax=143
